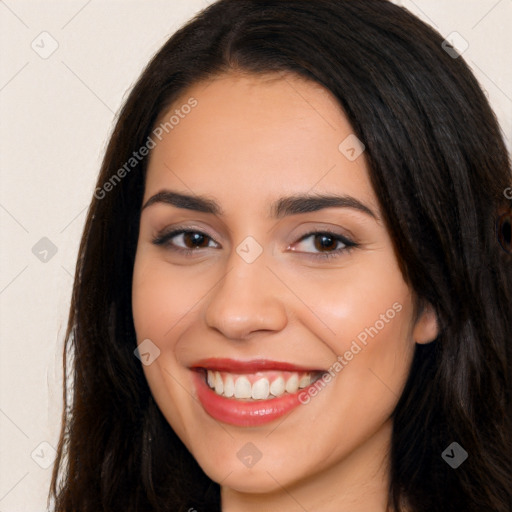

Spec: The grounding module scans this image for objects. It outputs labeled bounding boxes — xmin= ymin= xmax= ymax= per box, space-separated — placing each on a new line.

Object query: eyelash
xmin=152 ymin=227 xmax=358 ymax=260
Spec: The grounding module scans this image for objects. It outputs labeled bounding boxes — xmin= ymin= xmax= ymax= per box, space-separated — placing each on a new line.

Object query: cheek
xmin=132 ymin=255 xmax=205 ymax=339
xmin=276 ymin=253 xmax=414 ymax=355
xmin=131 ymin=254 xmax=202 ymax=444
xmin=282 ymin=256 xmax=415 ymax=416
xmin=131 ymin=256 xmax=196 ymax=393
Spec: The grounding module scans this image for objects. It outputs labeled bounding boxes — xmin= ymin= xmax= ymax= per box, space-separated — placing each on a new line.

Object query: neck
xmin=221 ymin=420 xmax=394 ymax=512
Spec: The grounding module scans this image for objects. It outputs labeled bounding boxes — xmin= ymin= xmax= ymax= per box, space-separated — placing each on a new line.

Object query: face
xmin=132 ymin=72 xmax=437 ymax=503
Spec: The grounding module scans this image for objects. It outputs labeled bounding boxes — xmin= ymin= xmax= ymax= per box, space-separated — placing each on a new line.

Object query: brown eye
xmin=291 ymin=231 xmax=357 ymax=260
xmin=152 ymin=229 xmax=219 ymax=252
xmin=313 ymin=234 xmax=339 ymax=252
xmin=181 ymin=232 xmax=211 ymax=249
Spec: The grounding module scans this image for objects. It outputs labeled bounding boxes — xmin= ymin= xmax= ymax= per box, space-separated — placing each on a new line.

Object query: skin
xmin=132 ymin=71 xmax=438 ymax=512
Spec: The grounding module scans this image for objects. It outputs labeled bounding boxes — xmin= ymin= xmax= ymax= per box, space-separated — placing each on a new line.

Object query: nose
xmin=203 ymin=248 xmax=288 ymax=340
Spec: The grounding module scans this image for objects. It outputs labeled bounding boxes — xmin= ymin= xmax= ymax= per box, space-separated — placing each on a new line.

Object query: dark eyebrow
xmin=142 ymin=190 xmax=377 ymax=219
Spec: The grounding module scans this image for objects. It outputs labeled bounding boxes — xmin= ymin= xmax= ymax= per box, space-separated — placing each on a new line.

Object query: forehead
xmin=145 ymin=72 xmax=377 ymax=214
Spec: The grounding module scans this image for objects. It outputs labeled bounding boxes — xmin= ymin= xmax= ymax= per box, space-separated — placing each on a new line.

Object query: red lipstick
xmin=190 ymin=357 xmax=323 ymax=373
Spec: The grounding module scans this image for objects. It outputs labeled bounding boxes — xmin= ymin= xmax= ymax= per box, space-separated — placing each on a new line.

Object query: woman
xmin=49 ymin=1 xmax=512 ymax=511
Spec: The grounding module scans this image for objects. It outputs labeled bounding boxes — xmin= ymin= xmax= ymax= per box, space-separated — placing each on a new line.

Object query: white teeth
xmin=234 ymin=376 xmax=252 ymax=399
xmin=251 ymin=378 xmax=270 ymax=400
xmin=269 ymin=376 xmax=285 ymax=397
xmin=214 ymin=371 xmax=223 ymax=395
xmin=207 ymin=370 xmax=214 ymax=388
xmin=285 ymin=374 xmax=299 ymax=394
xmin=205 ymin=370 xmax=316 ymax=400
xmin=299 ymin=374 xmax=311 ymax=388
xmin=223 ymin=374 xmax=235 ymax=397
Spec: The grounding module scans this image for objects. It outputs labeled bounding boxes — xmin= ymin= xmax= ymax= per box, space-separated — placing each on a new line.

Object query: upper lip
xmin=189 ymin=358 xmax=325 ymax=373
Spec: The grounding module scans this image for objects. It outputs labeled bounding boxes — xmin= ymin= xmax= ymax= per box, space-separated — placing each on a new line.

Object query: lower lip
xmin=192 ymin=370 xmax=318 ymax=427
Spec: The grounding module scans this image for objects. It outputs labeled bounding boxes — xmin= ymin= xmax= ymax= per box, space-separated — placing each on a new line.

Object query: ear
xmin=413 ymin=302 xmax=439 ymax=344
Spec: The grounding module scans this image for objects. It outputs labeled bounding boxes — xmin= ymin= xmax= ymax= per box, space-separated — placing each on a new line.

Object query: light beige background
xmin=0 ymin=1 xmax=510 ymax=510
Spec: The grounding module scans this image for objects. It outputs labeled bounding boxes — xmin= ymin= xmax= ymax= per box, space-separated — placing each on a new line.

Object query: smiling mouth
xmin=190 ymin=358 xmax=329 ymax=426
xmin=197 ymin=368 xmax=325 ymax=401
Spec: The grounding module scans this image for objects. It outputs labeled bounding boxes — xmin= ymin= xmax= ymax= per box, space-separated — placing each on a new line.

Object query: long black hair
xmin=50 ymin=1 xmax=512 ymax=511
